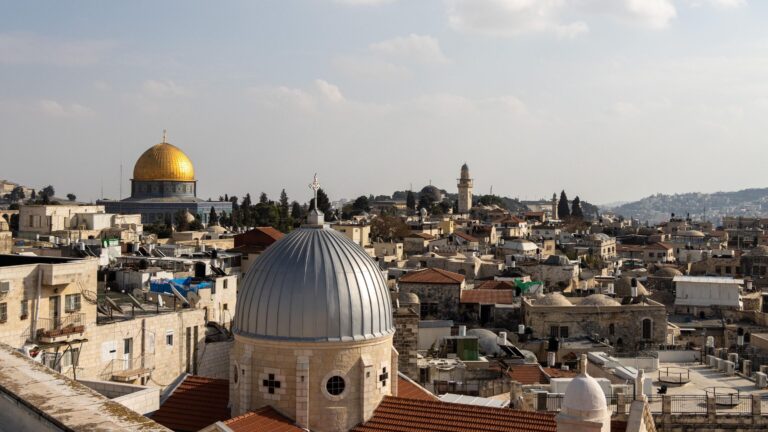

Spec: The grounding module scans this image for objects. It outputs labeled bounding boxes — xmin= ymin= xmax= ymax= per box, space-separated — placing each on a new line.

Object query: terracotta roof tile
xmin=542 ymin=367 xmax=577 ymax=379
xmin=475 ymin=280 xmax=517 ymax=290
xmin=454 ymin=231 xmax=480 ymax=242
xmin=224 ymin=407 xmax=303 ymax=432
xmin=396 ymin=374 xmax=438 ymax=401
xmin=399 ymin=268 xmax=465 ymax=284
xmin=352 ymin=396 xmax=557 ymax=432
xmin=151 ymin=375 xmax=230 ymax=432
xmin=507 ymin=364 xmax=549 ymax=385
xmin=234 ymin=227 xmax=284 ymax=248
xmin=408 ymin=232 xmax=436 ymax=240
xmin=460 ymin=289 xmax=516 ymax=304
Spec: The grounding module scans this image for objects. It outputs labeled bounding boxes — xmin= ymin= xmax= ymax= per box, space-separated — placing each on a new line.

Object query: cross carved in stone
xmin=379 ymin=366 xmax=389 ymax=387
xmin=263 ymin=373 xmax=281 ymax=394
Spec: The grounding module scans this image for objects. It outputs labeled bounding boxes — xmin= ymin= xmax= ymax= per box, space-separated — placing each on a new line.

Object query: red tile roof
xmin=396 ymin=374 xmax=438 ymax=401
xmin=224 ymin=407 xmax=303 ymax=432
xmin=408 ymin=232 xmax=436 ymax=240
xmin=475 ymin=280 xmax=517 ymax=290
xmin=542 ymin=367 xmax=577 ymax=379
xmin=234 ymin=227 xmax=284 ymax=249
xmin=399 ymin=268 xmax=465 ymax=284
xmin=461 ymin=289 xmax=516 ymax=304
xmin=352 ymin=396 xmax=557 ymax=432
xmin=454 ymin=231 xmax=480 ymax=242
xmin=152 ymin=375 xmax=230 ymax=432
xmin=507 ymin=364 xmax=549 ymax=385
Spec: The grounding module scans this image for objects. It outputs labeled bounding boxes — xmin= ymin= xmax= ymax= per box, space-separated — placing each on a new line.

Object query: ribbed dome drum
xmin=234 ymin=226 xmax=394 ymax=342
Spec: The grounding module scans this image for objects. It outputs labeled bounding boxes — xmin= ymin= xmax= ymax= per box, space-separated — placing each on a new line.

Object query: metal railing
xmin=658 ymin=367 xmax=691 ymax=384
xmin=36 ymin=313 xmax=85 ymax=338
xmin=100 ymin=353 xmax=155 ymax=381
xmin=538 ymin=394 xmax=768 ymax=416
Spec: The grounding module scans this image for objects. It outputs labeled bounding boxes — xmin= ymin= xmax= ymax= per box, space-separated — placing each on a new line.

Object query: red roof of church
xmin=475 ymin=280 xmax=517 ymax=290
xmin=223 ymin=407 xmax=303 ymax=432
xmin=460 ymin=289 xmax=516 ymax=304
xmin=233 ymin=227 xmax=284 ymax=249
xmin=399 ymin=268 xmax=465 ymax=284
xmin=352 ymin=396 xmax=557 ymax=432
xmin=396 ymin=375 xmax=438 ymax=401
xmin=151 ymin=376 xmax=230 ymax=432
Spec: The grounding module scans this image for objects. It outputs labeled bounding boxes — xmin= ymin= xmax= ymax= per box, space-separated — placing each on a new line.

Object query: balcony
xmin=106 ymin=354 xmax=155 ymax=383
xmin=36 ymin=313 xmax=86 ymax=343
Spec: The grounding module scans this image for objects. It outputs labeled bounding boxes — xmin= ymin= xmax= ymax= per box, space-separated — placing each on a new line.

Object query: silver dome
xmin=234 ymin=226 xmax=394 ymax=342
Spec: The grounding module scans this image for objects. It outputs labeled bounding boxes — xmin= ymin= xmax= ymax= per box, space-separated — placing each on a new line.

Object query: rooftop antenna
xmin=119 ymin=163 xmax=123 ymax=200
xmin=162 ymin=129 xmax=168 ymax=143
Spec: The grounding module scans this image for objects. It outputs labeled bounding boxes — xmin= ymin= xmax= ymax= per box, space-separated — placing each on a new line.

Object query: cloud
xmin=683 ymin=0 xmax=746 ymax=8
xmin=141 ymin=80 xmax=188 ymax=98
xmin=447 ymin=0 xmax=589 ymax=38
xmin=248 ymin=79 xmax=346 ymax=110
xmin=369 ymin=34 xmax=450 ymax=64
xmin=621 ymin=0 xmax=677 ymax=29
xmin=333 ymin=0 xmax=395 ymax=5
xmin=0 ymin=33 xmax=113 ymax=66
xmin=39 ymin=100 xmax=94 ymax=117
xmin=314 ymin=79 xmax=345 ymax=103
xmin=332 ymin=56 xmax=412 ymax=80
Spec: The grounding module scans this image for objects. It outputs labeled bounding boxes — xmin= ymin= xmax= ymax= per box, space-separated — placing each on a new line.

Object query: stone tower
xmin=552 ymin=193 xmax=558 ymax=220
xmin=457 ymin=163 xmax=473 ymax=214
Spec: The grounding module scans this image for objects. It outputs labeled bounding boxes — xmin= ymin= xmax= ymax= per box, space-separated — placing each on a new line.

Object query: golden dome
xmin=132 ymin=142 xmax=195 ymax=181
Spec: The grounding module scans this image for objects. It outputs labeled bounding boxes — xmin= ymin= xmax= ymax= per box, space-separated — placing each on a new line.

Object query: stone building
xmin=231 ymin=209 xmax=397 ymax=431
xmin=18 ymin=204 xmax=144 ymax=243
xmin=741 ymin=245 xmax=768 ymax=288
xmin=522 ymin=292 xmax=667 ymax=352
xmin=397 ymin=268 xmax=466 ymax=320
xmin=101 ymin=135 xmax=231 ymax=224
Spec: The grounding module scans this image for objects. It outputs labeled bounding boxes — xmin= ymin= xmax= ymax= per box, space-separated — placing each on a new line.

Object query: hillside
xmin=606 ymin=188 xmax=768 ymax=223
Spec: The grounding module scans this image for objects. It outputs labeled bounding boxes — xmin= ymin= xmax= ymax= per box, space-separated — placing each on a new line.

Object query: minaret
xmin=457 ymin=163 xmax=473 ymax=214
xmin=552 ymin=193 xmax=558 ymax=220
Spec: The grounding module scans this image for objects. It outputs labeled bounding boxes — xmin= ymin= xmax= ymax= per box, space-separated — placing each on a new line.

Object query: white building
xmin=673 ymin=276 xmax=743 ymax=316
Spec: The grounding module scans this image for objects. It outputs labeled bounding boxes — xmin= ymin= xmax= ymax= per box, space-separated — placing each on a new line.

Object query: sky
xmin=1 ymin=0 xmax=766 ymax=206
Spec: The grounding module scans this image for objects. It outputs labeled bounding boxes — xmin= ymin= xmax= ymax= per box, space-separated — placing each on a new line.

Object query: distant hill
xmin=605 ymin=187 xmax=768 ymax=223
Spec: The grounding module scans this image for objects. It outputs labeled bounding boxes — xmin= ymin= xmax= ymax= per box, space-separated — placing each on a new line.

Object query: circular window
xmin=326 ymin=376 xmax=346 ymax=396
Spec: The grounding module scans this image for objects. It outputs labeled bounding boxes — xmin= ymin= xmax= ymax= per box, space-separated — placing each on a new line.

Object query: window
xmin=20 ymin=300 xmax=28 ymax=319
xmin=550 ymin=326 xmax=559 ymax=338
xmin=65 ymin=294 xmax=81 ymax=312
xmin=223 ymin=279 xmax=228 ymax=289
xmin=725 ymin=266 xmax=731 ymax=274
xmin=559 ymin=326 xmax=569 ymax=338
xmin=0 ymin=303 xmax=6 ymax=322
xmin=223 ymin=303 xmax=228 ymax=311
xmin=419 ymin=303 xmax=439 ymax=319
xmin=326 ymin=376 xmax=346 ymax=396
xmin=166 ymin=330 xmax=174 ymax=347
xmin=642 ymin=319 xmax=653 ymax=340
xmin=609 ymin=323 xmax=615 ymax=336
xmin=62 ymin=348 xmax=80 ymax=368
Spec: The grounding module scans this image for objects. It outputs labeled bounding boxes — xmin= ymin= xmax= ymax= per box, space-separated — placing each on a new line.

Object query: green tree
xmin=477 ymin=195 xmax=505 ymax=207
xmin=309 ymin=188 xmax=331 ymax=214
xmin=41 ymin=185 xmax=55 ymax=200
xmin=259 ymin=192 xmax=269 ymax=204
xmin=6 ymin=186 xmax=25 ymax=202
xmin=66 ymin=193 xmax=77 ymax=202
xmin=352 ymin=195 xmax=371 ymax=214
xmin=290 ymin=201 xmax=303 ymax=221
xmin=418 ymin=194 xmax=434 ymax=211
xmin=406 ymin=190 xmax=416 ymax=213
xmin=277 ymin=189 xmax=293 ymax=232
xmin=209 ymin=207 xmax=219 ymax=225
xmin=370 ymin=215 xmax=411 ymax=242
xmin=571 ymin=196 xmax=584 ymax=219
xmin=558 ymin=190 xmax=571 ymax=219
xmin=254 ymin=202 xmax=280 ymax=227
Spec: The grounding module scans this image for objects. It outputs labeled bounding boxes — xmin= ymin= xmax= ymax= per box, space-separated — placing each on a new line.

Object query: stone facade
xmin=197 ymin=340 xmax=233 ymax=380
xmin=522 ymin=297 xmax=667 ymax=351
xmin=231 ymin=334 xmax=397 ymax=432
xmin=393 ymin=305 xmax=419 ymax=380
xmin=398 ymin=281 xmax=464 ymax=320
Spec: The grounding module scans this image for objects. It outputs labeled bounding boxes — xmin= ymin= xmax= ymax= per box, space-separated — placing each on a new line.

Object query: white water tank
xmin=725 ymin=361 xmax=735 ymax=376
xmin=755 ymin=372 xmax=767 ymax=388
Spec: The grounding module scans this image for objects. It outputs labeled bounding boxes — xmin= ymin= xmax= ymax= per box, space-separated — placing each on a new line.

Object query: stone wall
xmin=231 ymin=334 xmax=396 ymax=432
xmin=393 ymin=306 xmax=419 ymax=381
xmin=399 ymin=282 xmax=462 ymax=320
xmin=197 ymin=340 xmax=232 ymax=380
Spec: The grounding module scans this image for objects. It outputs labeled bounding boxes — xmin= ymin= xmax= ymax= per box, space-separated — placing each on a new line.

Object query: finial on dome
xmin=579 ymin=354 xmax=588 ymax=376
xmin=307 ymin=173 xmax=324 ymax=226
xmin=162 ymin=129 xmax=168 ymax=143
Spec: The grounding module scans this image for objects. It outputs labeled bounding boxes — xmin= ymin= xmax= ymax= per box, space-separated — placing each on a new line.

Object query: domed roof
xmin=580 ymin=294 xmax=621 ymax=307
xmin=133 ymin=142 xmax=195 ymax=181
xmin=399 ymin=291 xmax=420 ymax=305
xmin=234 ymin=226 xmax=394 ymax=342
xmin=678 ymin=229 xmax=705 ymax=238
xmin=654 ymin=267 xmax=683 ymax=278
xmin=614 ymin=276 xmax=649 ymax=297
xmin=563 ymin=357 xmax=608 ymax=418
xmin=536 ymin=292 xmax=573 ymax=306
xmin=419 ymin=185 xmax=443 ymax=202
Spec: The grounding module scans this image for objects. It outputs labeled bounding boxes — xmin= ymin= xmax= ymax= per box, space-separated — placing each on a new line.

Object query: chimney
xmin=458 ymin=325 xmax=467 ymax=336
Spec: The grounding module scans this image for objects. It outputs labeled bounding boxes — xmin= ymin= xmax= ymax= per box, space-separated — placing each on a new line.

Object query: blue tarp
xmin=149 ymin=277 xmax=213 ymax=298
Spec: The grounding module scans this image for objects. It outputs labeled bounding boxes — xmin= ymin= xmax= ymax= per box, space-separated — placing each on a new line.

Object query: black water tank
xmin=548 ymin=336 xmax=560 ymax=352
xmin=194 ymin=262 xmax=207 ymax=278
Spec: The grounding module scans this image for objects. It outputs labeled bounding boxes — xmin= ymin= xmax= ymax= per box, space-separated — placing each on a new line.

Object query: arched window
xmin=609 ymin=323 xmax=615 ymax=336
xmin=642 ymin=318 xmax=653 ymax=340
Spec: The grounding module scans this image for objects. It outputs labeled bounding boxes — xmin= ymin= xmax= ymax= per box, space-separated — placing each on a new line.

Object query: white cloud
xmin=332 ymin=56 xmax=412 ymax=80
xmin=622 ymin=0 xmax=677 ymax=29
xmin=314 ymin=79 xmax=346 ymax=103
xmin=39 ymin=100 xmax=94 ymax=117
xmin=0 ymin=33 xmax=113 ymax=66
xmin=683 ymin=0 xmax=746 ymax=8
xmin=369 ymin=34 xmax=450 ymax=64
xmin=141 ymin=80 xmax=188 ymax=97
xmin=333 ymin=0 xmax=395 ymax=5
xmin=447 ymin=0 xmax=589 ymax=38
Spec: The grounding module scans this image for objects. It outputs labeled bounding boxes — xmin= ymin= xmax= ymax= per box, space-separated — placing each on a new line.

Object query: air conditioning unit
xmin=0 ymin=281 xmax=9 ymax=295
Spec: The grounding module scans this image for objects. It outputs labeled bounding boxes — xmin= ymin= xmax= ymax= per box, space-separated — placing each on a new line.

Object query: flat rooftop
xmin=654 ymin=362 xmax=768 ymax=397
xmin=0 ymin=254 xmax=82 ymax=267
xmin=0 ymin=343 xmax=169 ymax=431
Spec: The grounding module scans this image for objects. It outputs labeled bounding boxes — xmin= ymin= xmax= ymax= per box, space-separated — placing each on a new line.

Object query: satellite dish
xmin=187 ymin=291 xmax=200 ymax=305
xmin=126 ymin=293 xmax=146 ymax=311
xmin=105 ymin=296 xmax=124 ymax=314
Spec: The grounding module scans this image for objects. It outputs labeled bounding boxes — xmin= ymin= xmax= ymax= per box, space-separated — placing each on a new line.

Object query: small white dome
xmin=563 ymin=374 xmax=607 ymax=415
